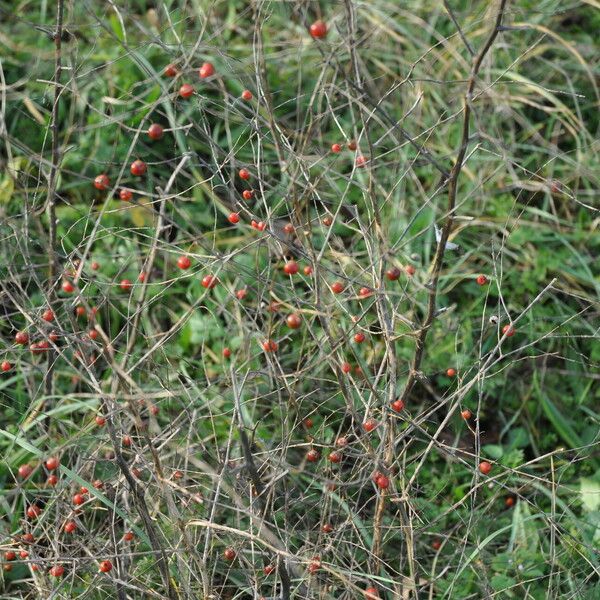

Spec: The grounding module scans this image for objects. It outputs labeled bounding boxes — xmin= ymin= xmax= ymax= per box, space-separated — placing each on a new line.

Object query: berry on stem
xmin=283 ymin=260 xmax=298 ymax=275
xmin=286 ymin=313 xmax=302 ymax=329
xmin=119 ymin=188 xmax=133 ymax=201
xmin=164 ymin=63 xmax=178 ymax=77
xmin=99 ymin=560 xmax=113 ymax=573
xmin=148 ymin=123 xmax=164 ymax=140
xmin=177 ymin=255 xmax=191 ymax=270
xmin=309 ymin=20 xmax=328 ymax=39
xmin=179 ymin=83 xmax=194 ymax=98
xmin=130 ymin=160 xmax=147 ymax=176
xmin=479 ymin=461 xmax=492 ymax=475
xmin=199 ymin=62 xmax=215 ymax=79
xmin=94 ymin=174 xmax=110 ymax=190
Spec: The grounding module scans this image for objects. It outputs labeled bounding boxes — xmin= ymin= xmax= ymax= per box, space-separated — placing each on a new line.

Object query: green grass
xmin=0 ymin=0 xmax=599 ymax=598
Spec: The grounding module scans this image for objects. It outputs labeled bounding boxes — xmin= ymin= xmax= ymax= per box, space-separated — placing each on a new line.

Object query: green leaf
xmin=483 ymin=444 xmax=504 ymax=460
xmin=491 ymin=574 xmax=516 ymax=593
xmin=580 ymin=477 xmax=600 ymax=512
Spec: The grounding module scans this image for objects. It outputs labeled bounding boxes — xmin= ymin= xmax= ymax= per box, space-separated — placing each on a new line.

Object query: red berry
xmin=94 ymin=174 xmax=110 ymax=191
xmin=283 ymin=222 xmax=295 ymax=234
xmin=550 ymin=180 xmax=562 ymax=194
xmin=479 ymin=461 xmax=492 ymax=475
xmin=363 ymin=418 xmax=378 ymax=432
xmin=123 ymin=531 xmax=134 ymax=541
xmin=122 ymin=435 xmax=132 ymax=447
xmin=461 ymin=409 xmax=472 ymax=420
xmin=505 ymin=496 xmax=515 ymax=508
xmin=355 ymin=155 xmax=367 ymax=167
xmin=1 ymin=361 xmax=11 ymax=372
xmin=15 ymin=331 xmax=29 ymax=345
xmin=73 ymin=493 xmax=85 ymax=506
xmin=331 ymin=143 xmax=342 ymax=153
xmin=364 ymin=587 xmax=379 ymax=599
xmin=236 ymin=289 xmax=247 ymax=300
xmin=376 ymin=474 xmax=390 ymax=489
xmin=348 ymin=140 xmax=357 ymax=151
xmin=5 ymin=551 xmax=16 ymax=561
xmin=238 ymin=168 xmax=251 ymax=180
xmin=45 ymin=456 xmax=60 ymax=470
xmin=26 ymin=505 xmax=41 ymax=519
xmin=502 ymin=324 xmax=515 ymax=337
xmin=286 ymin=313 xmax=302 ymax=329
xmin=386 ymin=267 xmax=401 ymax=281
xmin=308 ymin=557 xmax=321 ymax=573
xmin=18 ymin=464 xmax=33 ymax=478
xmin=241 ymin=89 xmax=253 ymax=101
xmin=179 ymin=83 xmax=194 ymax=98
xmin=359 ymin=287 xmax=372 ymax=298
xmin=228 ymin=212 xmax=240 ymax=225
xmin=432 ymin=539 xmax=442 ymax=551
xmin=22 ymin=533 xmax=35 ymax=544
xmin=177 ymin=255 xmax=191 ymax=270
xmin=222 ymin=347 xmax=231 ymax=359
xmin=306 ymin=449 xmax=320 ymax=463
xmin=93 ymin=479 xmax=103 ymax=489
xmin=99 ymin=560 xmax=112 ymax=573
xmin=251 ymin=220 xmax=266 ymax=231
xmin=242 ymin=189 xmax=254 ymax=200
xmin=262 ymin=339 xmax=278 ymax=353
xmin=446 ymin=368 xmax=456 ymax=377
xmin=130 ymin=160 xmax=147 ymax=176
xmin=263 ymin=564 xmax=275 ymax=575
xmin=91 ymin=261 xmax=100 ymax=270
xmin=391 ymin=399 xmax=404 ymax=412
xmin=354 ymin=332 xmax=366 ymax=343
xmin=328 ymin=451 xmax=342 ymax=464
xmin=42 ymin=308 xmax=54 ymax=322
xmin=147 ymin=123 xmax=164 ymax=140
xmin=138 ymin=272 xmax=146 ymax=283
xmin=309 ymin=20 xmax=328 ymax=39
xmin=331 ymin=281 xmax=344 ymax=294
xmin=341 ymin=362 xmax=351 ymax=374
xmin=49 ymin=565 xmax=64 ymax=577
xmin=95 ymin=415 xmax=106 ymax=427
xmin=303 ymin=418 xmax=313 ymax=428
xmin=405 ymin=264 xmax=416 ymax=276
xmin=201 ymin=274 xmax=217 ymax=289
xmin=62 ymin=280 xmax=74 ymax=294
xmin=283 ymin=260 xmax=298 ymax=275
xmin=64 ymin=520 xmax=77 ymax=533
xmin=223 ymin=547 xmax=236 ymax=561
xmin=47 ymin=474 xmax=58 ymax=486
xmin=120 ymin=279 xmax=132 ymax=292
xmin=75 ymin=306 xmax=86 ymax=318
xmin=199 ymin=62 xmax=215 ymax=79
xmin=336 ymin=436 xmax=348 ymax=447
xmin=476 ymin=274 xmax=488 ymax=286
xmin=322 ymin=216 xmax=333 ymax=226
xmin=19 ymin=550 xmax=29 ymax=559
xmin=164 ymin=63 xmax=178 ymax=77
xmin=88 ymin=329 xmax=98 ymax=340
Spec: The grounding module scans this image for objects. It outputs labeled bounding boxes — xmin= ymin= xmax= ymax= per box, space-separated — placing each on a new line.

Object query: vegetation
xmin=0 ymin=0 xmax=598 ymax=598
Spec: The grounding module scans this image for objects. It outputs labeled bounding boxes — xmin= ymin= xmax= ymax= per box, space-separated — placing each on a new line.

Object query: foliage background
xmin=0 ymin=0 xmax=599 ymax=598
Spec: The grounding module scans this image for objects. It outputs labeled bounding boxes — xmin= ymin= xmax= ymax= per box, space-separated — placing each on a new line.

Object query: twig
xmin=370 ymin=0 xmax=509 ymax=584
